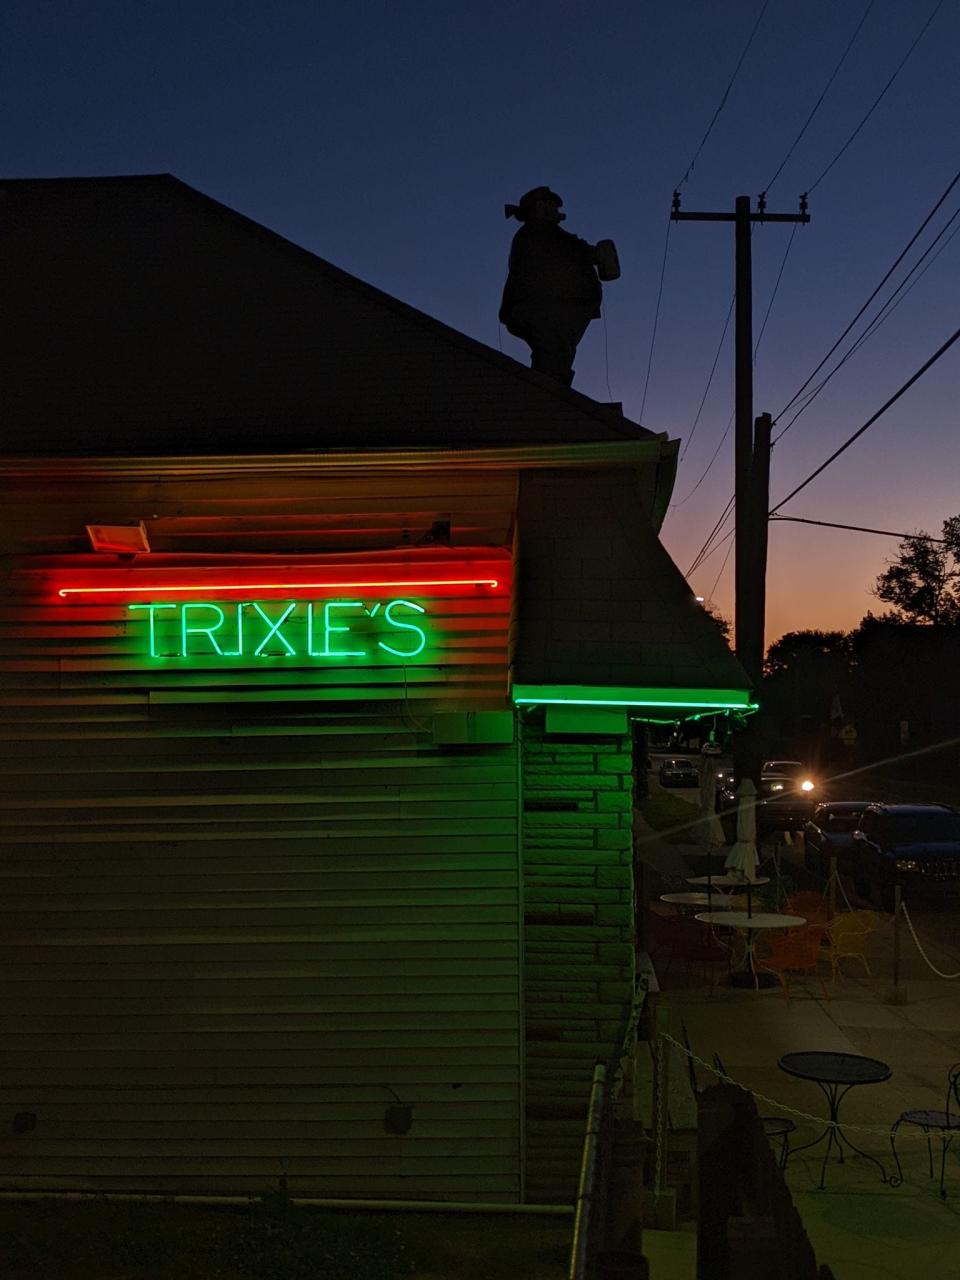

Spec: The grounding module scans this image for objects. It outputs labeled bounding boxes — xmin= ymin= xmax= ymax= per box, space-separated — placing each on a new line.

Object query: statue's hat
xmin=504 ymin=187 xmax=565 ymax=221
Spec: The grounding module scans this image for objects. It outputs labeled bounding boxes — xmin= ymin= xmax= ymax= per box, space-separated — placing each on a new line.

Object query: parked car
xmin=803 ymin=801 xmax=869 ymax=877
xmin=658 ymin=757 xmax=699 ymax=788
xmin=717 ymin=761 xmax=820 ymax=833
xmin=757 ymin=761 xmax=820 ymax=831
xmin=843 ymin=803 xmax=960 ymax=910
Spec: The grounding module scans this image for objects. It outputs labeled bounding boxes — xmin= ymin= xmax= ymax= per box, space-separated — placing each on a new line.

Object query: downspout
xmin=516 ymin=708 xmax=526 ymax=1202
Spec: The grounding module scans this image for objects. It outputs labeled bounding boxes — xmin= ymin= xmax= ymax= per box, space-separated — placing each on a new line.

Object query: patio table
xmin=687 ymin=873 xmax=769 ymax=916
xmin=778 ymin=1050 xmax=891 ymax=1189
xmin=695 ymin=910 xmax=805 ymax=990
xmin=660 ymin=892 xmax=740 ymax=910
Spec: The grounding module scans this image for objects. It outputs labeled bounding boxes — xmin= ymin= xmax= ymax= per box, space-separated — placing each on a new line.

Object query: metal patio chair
xmin=890 ymin=1062 xmax=960 ymax=1199
xmin=678 ymin=1023 xmax=796 ymax=1169
xmin=756 ymin=926 xmax=830 ymax=1004
xmin=784 ymin=889 xmax=834 ymax=925
xmin=823 ymin=909 xmax=876 ymax=982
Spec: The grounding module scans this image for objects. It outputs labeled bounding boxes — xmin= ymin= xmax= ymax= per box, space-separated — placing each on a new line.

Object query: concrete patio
xmin=648 ymin=911 xmax=960 ymax=1279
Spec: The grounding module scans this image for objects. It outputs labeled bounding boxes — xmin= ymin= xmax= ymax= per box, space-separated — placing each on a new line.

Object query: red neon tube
xmin=57 ymin=576 xmax=500 ymax=599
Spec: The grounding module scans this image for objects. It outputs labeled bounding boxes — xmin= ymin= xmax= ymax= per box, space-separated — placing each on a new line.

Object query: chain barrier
xmin=660 ymin=1031 xmax=935 ymax=1144
xmin=900 ymin=901 xmax=960 ymax=980
xmin=826 ymin=865 xmax=856 ymax=915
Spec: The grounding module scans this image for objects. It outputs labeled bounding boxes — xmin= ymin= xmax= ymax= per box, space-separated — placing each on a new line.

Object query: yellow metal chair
xmin=824 ymin=909 xmax=876 ymax=982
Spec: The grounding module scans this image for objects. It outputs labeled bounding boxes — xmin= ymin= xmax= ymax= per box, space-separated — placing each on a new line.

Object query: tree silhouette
xmin=873 ymin=520 xmax=960 ymax=625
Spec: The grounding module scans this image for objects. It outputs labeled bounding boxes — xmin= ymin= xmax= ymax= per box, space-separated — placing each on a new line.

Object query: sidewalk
xmin=651 ymin=906 xmax=960 ymax=1280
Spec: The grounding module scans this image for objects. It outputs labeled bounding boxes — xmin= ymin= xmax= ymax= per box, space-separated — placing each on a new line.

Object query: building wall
xmin=0 ymin=477 xmax=525 ymax=1201
xmin=520 ymin=717 xmax=635 ymax=1204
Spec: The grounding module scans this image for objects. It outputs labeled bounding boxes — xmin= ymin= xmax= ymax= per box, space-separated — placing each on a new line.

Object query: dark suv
xmin=844 ymin=803 xmax=960 ymax=909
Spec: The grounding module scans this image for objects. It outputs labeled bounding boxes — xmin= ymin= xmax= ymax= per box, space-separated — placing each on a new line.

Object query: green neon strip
xmin=511 ymin=684 xmax=757 ymax=711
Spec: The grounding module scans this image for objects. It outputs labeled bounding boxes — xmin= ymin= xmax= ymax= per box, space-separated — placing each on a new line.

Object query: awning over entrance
xmin=511 ymin=684 xmax=757 ymax=722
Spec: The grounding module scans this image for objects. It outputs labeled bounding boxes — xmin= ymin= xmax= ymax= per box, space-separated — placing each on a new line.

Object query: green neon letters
xmin=378 ymin=599 xmax=427 ymax=658
xmin=129 ymin=598 xmax=430 ymax=662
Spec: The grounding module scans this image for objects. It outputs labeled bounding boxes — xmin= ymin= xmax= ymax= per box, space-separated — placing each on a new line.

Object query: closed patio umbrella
xmin=725 ymin=777 xmax=760 ymax=889
xmin=698 ymin=760 xmax=726 ymax=900
xmin=698 ymin=760 xmax=726 ymax=851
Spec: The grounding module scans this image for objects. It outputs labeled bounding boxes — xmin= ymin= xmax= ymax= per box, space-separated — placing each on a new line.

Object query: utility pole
xmin=671 ymin=193 xmax=809 ymax=774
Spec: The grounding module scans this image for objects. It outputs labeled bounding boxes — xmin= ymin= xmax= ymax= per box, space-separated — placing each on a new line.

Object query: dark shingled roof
xmin=0 ymin=174 xmax=659 ymax=456
xmin=514 ymin=469 xmax=751 ymax=695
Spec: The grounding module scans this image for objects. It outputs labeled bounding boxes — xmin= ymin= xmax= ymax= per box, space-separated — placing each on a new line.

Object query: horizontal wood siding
xmin=0 ymin=471 xmax=517 ymax=556
xmin=520 ymin=719 xmax=635 ymax=1204
xmin=0 ymin=721 xmax=522 ymax=1199
xmin=0 ymin=472 xmax=522 ymax=1201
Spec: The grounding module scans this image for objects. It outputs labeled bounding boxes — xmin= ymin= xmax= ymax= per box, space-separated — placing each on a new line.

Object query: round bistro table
xmin=778 ymin=1050 xmax=891 ymax=1189
xmin=685 ymin=875 xmax=770 ymax=889
xmin=686 ymin=874 xmax=769 ymax=917
xmin=695 ymin=911 xmax=805 ymax=990
xmin=660 ymin=892 xmax=740 ymax=910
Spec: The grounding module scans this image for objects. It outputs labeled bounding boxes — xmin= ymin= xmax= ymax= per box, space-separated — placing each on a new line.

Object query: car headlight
xmin=770 ymin=782 xmax=784 ymax=792
xmin=894 ymin=858 xmax=920 ymax=873
xmin=800 ymin=780 xmax=815 ymax=792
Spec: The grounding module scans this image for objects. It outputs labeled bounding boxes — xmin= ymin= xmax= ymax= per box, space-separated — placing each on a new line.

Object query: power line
xmin=707 ymin=535 xmax=736 ymax=602
xmin=671 ymin=409 xmax=734 ymax=507
xmin=651 ymin=0 xmax=768 ymax=429
xmin=807 ymin=0 xmax=947 ymax=194
xmin=638 ymin=217 xmax=672 ymax=423
xmin=679 ymin=291 xmax=735 ymax=464
xmin=689 ymin=277 xmax=959 ymax=586
xmin=764 ymin=0 xmax=877 ymax=194
xmin=773 ymin=201 xmax=960 ymax=437
xmin=783 ymin=198 xmax=960 ymax=404
xmin=769 ymin=516 xmax=946 ymax=542
xmin=687 ymin=493 xmax=735 ymax=576
xmin=693 ymin=523 xmax=735 ymax=575
xmin=679 ymin=2 xmax=948 ymax=584
xmin=675 ymin=0 xmax=771 ymax=190
xmin=770 ymin=322 xmax=960 ymax=516
xmin=671 ymin=222 xmax=795 ymax=509
xmin=753 ymin=222 xmax=798 ymax=359
xmin=774 ymin=165 xmax=960 ymax=433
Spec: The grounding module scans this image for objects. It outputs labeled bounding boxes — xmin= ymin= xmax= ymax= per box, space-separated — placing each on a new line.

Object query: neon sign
xmin=129 ymin=598 xmax=429 ymax=662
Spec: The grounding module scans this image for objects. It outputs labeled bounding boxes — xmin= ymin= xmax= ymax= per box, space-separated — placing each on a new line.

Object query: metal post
xmin=734 ymin=196 xmax=754 ymax=689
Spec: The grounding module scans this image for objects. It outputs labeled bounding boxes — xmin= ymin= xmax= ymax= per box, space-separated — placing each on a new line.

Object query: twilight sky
xmin=3 ymin=0 xmax=958 ymax=646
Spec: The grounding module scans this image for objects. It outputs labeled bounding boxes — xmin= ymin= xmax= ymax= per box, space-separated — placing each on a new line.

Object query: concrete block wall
xmin=520 ymin=718 xmax=636 ymax=1203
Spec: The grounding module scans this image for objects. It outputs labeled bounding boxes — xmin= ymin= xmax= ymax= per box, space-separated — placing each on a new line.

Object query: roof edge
xmin=0 ymin=172 xmax=654 ymax=441
xmin=0 ymin=438 xmax=674 ymax=481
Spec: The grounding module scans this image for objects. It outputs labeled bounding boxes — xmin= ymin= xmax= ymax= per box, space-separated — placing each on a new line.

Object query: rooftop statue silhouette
xmin=499 ymin=186 xmax=619 ymax=387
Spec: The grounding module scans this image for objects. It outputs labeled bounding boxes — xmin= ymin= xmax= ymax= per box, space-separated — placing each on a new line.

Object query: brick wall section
xmin=520 ymin=718 xmax=635 ymax=1204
